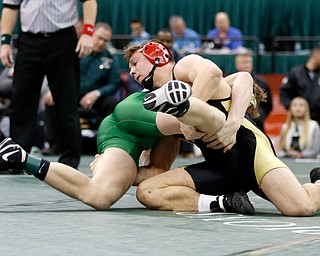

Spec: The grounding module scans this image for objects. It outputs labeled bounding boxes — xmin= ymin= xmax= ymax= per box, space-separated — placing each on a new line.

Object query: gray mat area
xmin=0 ymin=156 xmax=320 ymax=256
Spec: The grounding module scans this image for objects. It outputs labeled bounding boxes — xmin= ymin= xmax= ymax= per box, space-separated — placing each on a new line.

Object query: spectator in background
xmin=156 ymin=28 xmax=183 ymax=63
xmin=116 ymin=18 xmax=151 ymax=100
xmin=235 ymin=53 xmax=273 ymax=132
xmin=103 ymin=23 xmax=118 ymax=54
xmin=43 ymin=22 xmax=121 ymax=155
xmin=0 ymin=0 xmax=97 ymax=169
xmin=169 ymin=15 xmax=201 ymax=54
xmin=280 ymin=46 xmax=320 ymax=125
xmin=77 ymin=19 xmax=117 ymax=54
xmin=207 ymin=12 xmax=243 ymax=51
xmin=129 ymin=17 xmax=150 ymax=46
xmin=77 ymin=22 xmax=120 ymax=116
xmin=75 ymin=18 xmax=118 ymax=55
xmin=278 ymin=97 xmax=320 ymax=159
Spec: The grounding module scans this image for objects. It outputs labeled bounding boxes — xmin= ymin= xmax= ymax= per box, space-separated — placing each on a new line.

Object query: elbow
xmin=208 ymin=64 xmax=223 ymax=80
xmin=239 ymin=72 xmax=254 ymax=86
xmin=200 ymin=59 xmax=223 ymax=81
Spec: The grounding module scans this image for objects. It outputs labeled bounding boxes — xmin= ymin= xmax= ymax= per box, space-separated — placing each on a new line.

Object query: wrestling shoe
xmin=213 ymin=192 xmax=255 ymax=215
xmin=0 ymin=138 xmax=27 ymax=174
xmin=310 ymin=168 xmax=320 ymax=184
xmin=143 ymin=80 xmax=192 ymax=117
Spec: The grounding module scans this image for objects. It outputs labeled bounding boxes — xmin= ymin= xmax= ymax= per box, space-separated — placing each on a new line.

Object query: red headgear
xmin=138 ymin=42 xmax=171 ymax=66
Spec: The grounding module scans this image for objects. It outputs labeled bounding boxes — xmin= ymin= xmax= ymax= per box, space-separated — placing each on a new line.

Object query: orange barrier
xmin=261 ymin=74 xmax=288 ymax=137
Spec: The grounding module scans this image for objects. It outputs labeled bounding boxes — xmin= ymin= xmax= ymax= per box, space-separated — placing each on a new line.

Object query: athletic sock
xmin=24 ymin=154 xmax=50 ymax=181
xmin=198 ymin=194 xmax=218 ymax=212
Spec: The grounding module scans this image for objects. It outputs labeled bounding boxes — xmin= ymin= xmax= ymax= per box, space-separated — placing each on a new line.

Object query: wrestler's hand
xmin=180 ymin=123 xmax=206 ymax=141
xmin=76 ymin=34 xmax=93 ymax=58
xmin=89 ymin=154 xmax=101 ymax=175
xmin=202 ymin=120 xmax=238 ymax=153
xmin=140 ymin=149 xmax=151 ymax=166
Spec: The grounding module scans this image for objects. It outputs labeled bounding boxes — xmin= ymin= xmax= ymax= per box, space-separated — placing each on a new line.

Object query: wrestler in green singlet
xmin=96 ymin=92 xmax=164 ymax=165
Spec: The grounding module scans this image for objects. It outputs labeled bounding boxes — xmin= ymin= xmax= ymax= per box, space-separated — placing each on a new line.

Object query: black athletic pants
xmin=10 ymin=27 xmax=82 ymax=168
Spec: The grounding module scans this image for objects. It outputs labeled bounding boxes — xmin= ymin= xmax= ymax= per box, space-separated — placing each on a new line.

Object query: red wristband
xmin=82 ymin=24 xmax=94 ymax=36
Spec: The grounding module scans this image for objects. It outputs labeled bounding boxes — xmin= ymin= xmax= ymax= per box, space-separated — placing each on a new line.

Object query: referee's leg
xmin=46 ymin=29 xmax=82 ymax=168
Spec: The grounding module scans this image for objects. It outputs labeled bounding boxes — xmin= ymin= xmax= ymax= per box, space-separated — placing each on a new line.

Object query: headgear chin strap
xmin=141 ymin=58 xmax=159 ymax=90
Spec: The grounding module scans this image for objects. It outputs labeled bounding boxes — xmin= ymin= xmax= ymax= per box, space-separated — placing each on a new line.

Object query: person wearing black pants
xmin=11 ymin=29 xmax=81 ymax=167
xmin=0 ymin=0 xmax=97 ymax=168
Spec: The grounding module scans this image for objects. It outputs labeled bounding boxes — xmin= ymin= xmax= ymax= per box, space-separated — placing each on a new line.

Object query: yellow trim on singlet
xmin=220 ymin=99 xmax=231 ymax=111
xmin=242 ymin=118 xmax=289 ymax=187
xmin=218 ymin=98 xmax=288 ymax=186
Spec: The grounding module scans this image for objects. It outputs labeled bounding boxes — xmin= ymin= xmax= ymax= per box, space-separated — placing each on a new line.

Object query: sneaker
xmin=221 ymin=192 xmax=255 ymax=215
xmin=310 ymin=168 xmax=320 ymax=183
xmin=143 ymin=80 xmax=192 ymax=116
xmin=0 ymin=138 xmax=27 ymax=174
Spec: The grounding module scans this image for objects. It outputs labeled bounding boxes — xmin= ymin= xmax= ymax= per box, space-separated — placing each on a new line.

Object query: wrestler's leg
xmin=144 ymin=81 xmax=225 ymax=134
xmin=261 ymin=167 xmax=320 ymax=216
xmin=136 ymin=167 xmax=200 ymax=211
xmin=136 ymin=167 xmax=255 ymax=215
xmin=0 ymin=138 xmax=137 ymax=210
xmin=46 ymin=148 xmax=137 ymax=210
xmin=82 ymin=148 xmax=137 ymax=209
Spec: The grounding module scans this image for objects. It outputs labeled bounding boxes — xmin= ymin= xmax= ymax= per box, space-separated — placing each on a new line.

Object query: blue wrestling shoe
xmin=211 ymin=192 xmax=255 ymax=215
xmin=143 ymin=80 xmax=192 ymax=117
xmin=0 ymin=138 xmax=27 ymax=175
xmin=310 ymin=168 xmax=320 ymax=183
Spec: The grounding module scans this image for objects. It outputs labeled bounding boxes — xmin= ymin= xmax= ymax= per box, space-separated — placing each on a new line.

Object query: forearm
xmin=82 ymin=0 xmax=97 ymax=25
xmin=1 ymin=8 xmax=19 ymax=35
xmin=134 ymin=136 xmax=180 ymax=186
xmin=227 ymin=72 xmax=253 ymax=130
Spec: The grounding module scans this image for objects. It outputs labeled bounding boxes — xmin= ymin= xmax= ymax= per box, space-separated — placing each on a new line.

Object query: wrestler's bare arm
xmin=174 ymin=55 xmax=253 ymax=151
xmin=202 ymin=72 xmax=253 ymax=152
xmin=174 ymin=55 xmax=253 ymax=132
xmin=224 ymin=72 xmax=253 ymax=125
xmin=173 ymin=54 xmax=227 ymax=101
xmin=134 ymin=136 xmax=180 ymax=186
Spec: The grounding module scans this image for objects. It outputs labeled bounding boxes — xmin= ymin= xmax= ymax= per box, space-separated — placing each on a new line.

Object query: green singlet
xmin=96 ymin=92 xmax=164 ymax=166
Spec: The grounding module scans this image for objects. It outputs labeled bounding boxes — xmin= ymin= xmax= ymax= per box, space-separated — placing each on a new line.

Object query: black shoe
xmin=310 ymin=168 xmax=320 ymax=183
xmin=221 ymin=192 xmax=255 ymax=215
xmin=0 ymin=138 xmax=27 ymax=174
xmin=143 ymin=80 xmax=192 ymax=117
